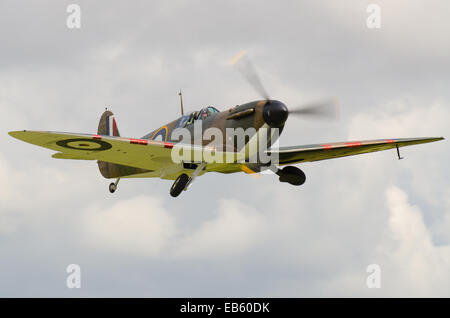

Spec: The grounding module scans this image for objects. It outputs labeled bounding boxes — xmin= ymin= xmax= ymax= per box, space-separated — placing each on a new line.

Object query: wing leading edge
xmin=268 ymin=137 xmax=444 ymax=165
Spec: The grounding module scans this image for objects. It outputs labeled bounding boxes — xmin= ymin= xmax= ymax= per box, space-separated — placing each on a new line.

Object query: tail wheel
xmin=109 ymin=182 xmax=117 ymax=193
xmin=170 ymin=174 xmax=189 ymax=197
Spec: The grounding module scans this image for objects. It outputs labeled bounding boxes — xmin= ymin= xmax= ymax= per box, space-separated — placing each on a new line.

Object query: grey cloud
xmin=0 ymin=0 xmax=449 ymax=297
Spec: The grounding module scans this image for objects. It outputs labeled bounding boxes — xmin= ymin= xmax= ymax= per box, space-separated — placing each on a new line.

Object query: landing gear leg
xmin=109 ymin=178 xmax=120 ymax=193
xmin=184 ymin=162 xmax=207 ymax=191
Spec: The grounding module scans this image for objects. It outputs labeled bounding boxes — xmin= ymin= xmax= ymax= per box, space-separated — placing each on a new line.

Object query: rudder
xmin=98 ymin=110 xmax=120 ymax=136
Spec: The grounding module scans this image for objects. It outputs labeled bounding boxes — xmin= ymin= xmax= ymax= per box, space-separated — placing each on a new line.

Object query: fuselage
xmin=97 ymin=100 xmax=289 ymax=179
xmin=142 ymin=100 xmax=287 ymax=153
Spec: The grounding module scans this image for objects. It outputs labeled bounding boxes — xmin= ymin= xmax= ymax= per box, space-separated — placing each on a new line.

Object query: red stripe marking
xmin=164 ymin=142 xmax=173 ymax=149
xmin=112 ymin=118 xmax=118 ymax=136
xmin=345 ymin=141 xmax=363 ymax=147
xmin=130 ymin=138 xmax=148 ymax=145
xmin=386 ymin=139 xmax=395 ymax=143
xmin=92 ymin=134 xmax=102 ymax=140
xmin=322 ymin=144 xmax=333 ymax=149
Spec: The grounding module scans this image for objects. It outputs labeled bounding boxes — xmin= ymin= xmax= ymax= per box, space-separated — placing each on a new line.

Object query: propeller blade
xmin=289 ymin=99 xmax=339 ymax=119
xmin=230 ymin=51 xmax=270 ymax=101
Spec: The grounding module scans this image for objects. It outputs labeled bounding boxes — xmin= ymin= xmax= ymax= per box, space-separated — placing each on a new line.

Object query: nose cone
xmin=262 ymin=100 xmax=289 ymax=128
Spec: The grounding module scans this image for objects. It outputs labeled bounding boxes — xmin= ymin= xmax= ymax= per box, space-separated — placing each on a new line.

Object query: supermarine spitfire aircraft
xmin=8 ymin=52 xmax=444 ymax=197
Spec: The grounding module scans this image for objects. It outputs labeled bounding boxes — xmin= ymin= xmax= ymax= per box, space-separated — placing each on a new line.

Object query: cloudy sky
xmin=1 ymin=0 xmax=449 ymax=297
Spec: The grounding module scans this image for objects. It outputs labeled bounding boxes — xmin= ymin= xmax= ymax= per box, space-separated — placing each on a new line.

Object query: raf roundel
xmin=56 ymin=138 xmax=112 ymax=151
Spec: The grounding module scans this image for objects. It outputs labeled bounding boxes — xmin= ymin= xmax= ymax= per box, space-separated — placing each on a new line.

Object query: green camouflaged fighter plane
xmin=8 ymin=52 xmax=444 ymax=197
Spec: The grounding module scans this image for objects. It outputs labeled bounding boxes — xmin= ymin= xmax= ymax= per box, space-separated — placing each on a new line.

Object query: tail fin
xmin=98 ymin=110 xmax=120 ymax=136
xmin=96 ymin=110 xmax=150 ymax=179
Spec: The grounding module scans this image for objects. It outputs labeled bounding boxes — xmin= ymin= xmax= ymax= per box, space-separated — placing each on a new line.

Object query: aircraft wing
xmin=9 ymin=131 xmax=445 ymax=170
xmin=8 ymin=130 xmax=177 ymax=171
xmin=267 ymin=137 xmax=444 ymax=165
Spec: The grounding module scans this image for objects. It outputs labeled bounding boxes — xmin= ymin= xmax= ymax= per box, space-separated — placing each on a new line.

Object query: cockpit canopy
xmin=177 ymin=106 xmax=220 ymax=128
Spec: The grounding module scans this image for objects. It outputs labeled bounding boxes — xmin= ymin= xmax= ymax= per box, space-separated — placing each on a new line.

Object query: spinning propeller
xmin=230 ymin=50 xmax=339 ymax=127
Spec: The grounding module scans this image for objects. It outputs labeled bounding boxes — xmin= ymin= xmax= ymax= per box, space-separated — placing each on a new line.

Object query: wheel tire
xmin=278 ymin=166 xmax=306 ymax=186
xmin=170 ymin=174 xmax=189 ymax=197
xmin=109 ymin=182 xmax=116 ymax=193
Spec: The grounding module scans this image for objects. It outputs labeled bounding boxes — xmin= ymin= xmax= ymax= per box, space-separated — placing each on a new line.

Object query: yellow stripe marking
xmin=240 ymin=164 xmax=256 ymax=174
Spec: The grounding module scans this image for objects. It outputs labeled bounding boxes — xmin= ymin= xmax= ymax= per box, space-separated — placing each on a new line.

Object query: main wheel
xmin=170 ymin=173 xmax=189 ymax=197
xmin=278 ymin=166 xmax=306 ymax=186
xmin=109 ymin=182 xmax=117 ymax=193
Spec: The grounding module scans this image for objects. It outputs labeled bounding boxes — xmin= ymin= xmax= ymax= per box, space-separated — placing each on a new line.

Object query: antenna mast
xmin=178 ymin=89 xmax=184 ymax=116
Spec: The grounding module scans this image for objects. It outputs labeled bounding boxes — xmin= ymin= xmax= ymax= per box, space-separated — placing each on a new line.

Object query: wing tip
xmin=405 ymin=136 xmax=445 ymax=143
xmin=8 ymin=130 xmax=27 ymax=138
